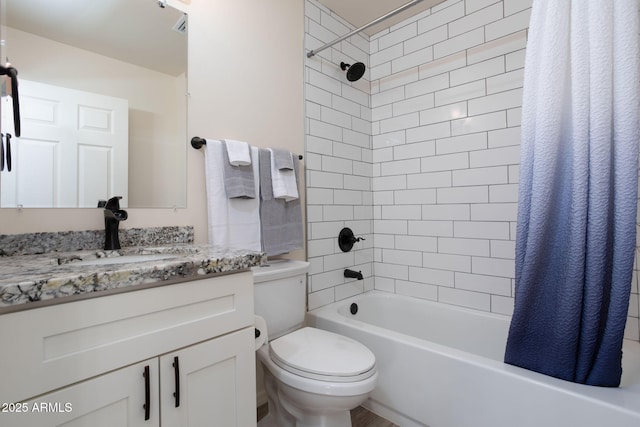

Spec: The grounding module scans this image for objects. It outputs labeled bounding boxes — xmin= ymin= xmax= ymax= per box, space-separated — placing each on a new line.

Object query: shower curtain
xmin=504 ymin=0 xmax=640 ymax=386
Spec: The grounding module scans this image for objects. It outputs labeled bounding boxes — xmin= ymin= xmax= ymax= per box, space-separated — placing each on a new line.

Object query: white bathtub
xmin=306 ymin=291 xmax=640 ymax=427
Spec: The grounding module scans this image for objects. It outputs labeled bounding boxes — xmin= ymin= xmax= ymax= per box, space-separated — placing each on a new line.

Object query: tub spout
xmin=344 ymin=269 xmax=363 ymax=280
xmin=102 ymin=196 xmax=128 ymax=250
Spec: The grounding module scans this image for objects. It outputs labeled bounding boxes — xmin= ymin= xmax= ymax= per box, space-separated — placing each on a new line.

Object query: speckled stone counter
xmin=0 ymin=244 xmax=265 ymax=313
xmin=0 ymin=226 xmax=195 ymax=256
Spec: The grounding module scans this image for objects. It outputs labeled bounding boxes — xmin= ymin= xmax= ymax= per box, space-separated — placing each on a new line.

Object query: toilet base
xmin=280 ymin=401 xmax=352 ymax=427
xmin=260 ymin=364 xmax=367 ymax=427
xmin=257 ymin=412 xmax=277 ymax=427
xmin=258 ymin=404 xmax=352 ymax=427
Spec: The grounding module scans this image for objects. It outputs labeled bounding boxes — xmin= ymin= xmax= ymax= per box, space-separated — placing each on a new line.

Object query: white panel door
xmin=159 ymin=328 xmax=257 ymax=427
xmin=2 ymin=359 xmax=159 ymax=427
xmin=0 ymin=80 xmax=128 ymax=207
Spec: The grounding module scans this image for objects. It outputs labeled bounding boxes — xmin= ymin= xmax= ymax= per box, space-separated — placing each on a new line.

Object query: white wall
xmin=188 ymin=0 xmax=305 ymax=256
xmin=305 ymin=0 xmax=640 ymax=341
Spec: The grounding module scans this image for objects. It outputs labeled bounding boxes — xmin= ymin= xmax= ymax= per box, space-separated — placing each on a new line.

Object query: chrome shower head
xmin=340 ymin=61 xmax=366 ymax=82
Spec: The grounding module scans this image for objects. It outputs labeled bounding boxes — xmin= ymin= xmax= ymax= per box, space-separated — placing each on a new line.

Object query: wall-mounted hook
xmin=338 ymin=227 xmax=365 ymax=252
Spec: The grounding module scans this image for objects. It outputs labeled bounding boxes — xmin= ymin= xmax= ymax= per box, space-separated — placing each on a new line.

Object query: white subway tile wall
xmin=305 ymin=0 xmax=640 ymax=341
xmin=306 ymin=0 xmax=375 ymax=310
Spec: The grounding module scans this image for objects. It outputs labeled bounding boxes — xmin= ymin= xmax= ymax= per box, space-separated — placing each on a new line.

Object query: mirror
xmin=0 ymin=0 xmax=187 ymax=208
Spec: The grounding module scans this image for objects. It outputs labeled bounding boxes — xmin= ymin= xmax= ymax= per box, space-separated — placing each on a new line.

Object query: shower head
xmin=340 ymin=61 xmax=366 ymax=82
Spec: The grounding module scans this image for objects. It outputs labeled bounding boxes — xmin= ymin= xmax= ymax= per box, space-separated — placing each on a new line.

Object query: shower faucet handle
xmin=338 ymin=227 xmax=365 ymax=252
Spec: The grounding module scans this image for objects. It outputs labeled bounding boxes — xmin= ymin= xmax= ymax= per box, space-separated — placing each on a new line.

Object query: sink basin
xmin=72 ymin=253 xmax=179 ymax=266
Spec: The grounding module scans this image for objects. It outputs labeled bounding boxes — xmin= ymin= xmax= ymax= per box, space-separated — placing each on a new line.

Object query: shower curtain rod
xmin=307 ymin=0 xmax=425 ymax=58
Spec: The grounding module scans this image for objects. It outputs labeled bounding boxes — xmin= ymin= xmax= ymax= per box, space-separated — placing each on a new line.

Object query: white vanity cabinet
xmin=0 ymin=271 xmax=257 ymax=427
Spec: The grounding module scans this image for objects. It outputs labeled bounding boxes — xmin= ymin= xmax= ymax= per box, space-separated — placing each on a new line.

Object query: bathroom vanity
xmin=0 ymin=240 xmax=264 ymax=426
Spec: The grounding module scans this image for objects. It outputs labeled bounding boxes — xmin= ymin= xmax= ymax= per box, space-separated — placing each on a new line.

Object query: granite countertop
xmin=0 ymin=244 xmax=266 ymax=313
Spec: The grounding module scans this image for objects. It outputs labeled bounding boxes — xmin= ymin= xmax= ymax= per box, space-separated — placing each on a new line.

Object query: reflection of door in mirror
xmin=0 ymin=80 xmax=128 ymax=208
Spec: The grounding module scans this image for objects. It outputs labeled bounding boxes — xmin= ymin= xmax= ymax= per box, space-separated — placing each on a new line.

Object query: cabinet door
xmin=160 ymin=328 xmax=256 ymax=427
xmin=2 ymin=360 xmax=159 ymax=427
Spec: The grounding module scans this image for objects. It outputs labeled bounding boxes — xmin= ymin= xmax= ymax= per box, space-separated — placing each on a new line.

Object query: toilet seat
xmin=269 ymin=327 xmax=376 ymax=383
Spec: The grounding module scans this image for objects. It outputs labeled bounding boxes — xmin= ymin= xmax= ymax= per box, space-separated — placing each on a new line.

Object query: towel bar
xmin=191 ymin=137 xmax=303 ymax=159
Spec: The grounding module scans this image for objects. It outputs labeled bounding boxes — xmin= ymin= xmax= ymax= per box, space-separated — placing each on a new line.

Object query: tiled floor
xmin=257 ymin=404 xmax=398 ymax=427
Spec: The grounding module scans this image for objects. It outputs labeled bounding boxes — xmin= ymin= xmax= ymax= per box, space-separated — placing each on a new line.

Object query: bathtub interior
xmin=337 ymin=291 xmax=511 ymax=362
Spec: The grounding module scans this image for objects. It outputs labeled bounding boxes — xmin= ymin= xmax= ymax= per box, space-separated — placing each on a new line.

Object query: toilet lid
xmin=269 ymin=327 xmax=376 ymax=381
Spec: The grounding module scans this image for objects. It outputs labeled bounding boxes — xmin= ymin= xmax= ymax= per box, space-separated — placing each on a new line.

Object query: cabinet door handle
xmin=143 ymin=365 xmax=151 ymax=421
xmin=172 ymin=356 xmax=180 ymax=408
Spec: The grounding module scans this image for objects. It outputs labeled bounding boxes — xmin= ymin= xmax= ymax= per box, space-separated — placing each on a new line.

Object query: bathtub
xmin=306 ymin=291 xmax=640 ymax=427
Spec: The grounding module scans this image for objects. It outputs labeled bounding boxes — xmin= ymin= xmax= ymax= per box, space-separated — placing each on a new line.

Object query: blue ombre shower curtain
xmin=504 ymin=0 xmax=640 ymax=386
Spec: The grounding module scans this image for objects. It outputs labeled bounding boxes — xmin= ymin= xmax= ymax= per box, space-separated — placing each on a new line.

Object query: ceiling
xmin=5 ymin=0 xmax=187 ymax=76
xmin=316 ymin=0 xmax=446 ymax=36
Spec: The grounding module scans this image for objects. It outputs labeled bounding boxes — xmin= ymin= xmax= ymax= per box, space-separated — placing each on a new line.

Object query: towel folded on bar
xmin=269 ymin=148 xmax=299 ymax=201
xmin=223 ymin=139 xmax=252 ymax=166
xmin=221 ymin=141 xmax=256 ymax=199
xmin=272 ymin=148 xmax=294 ymax=170
xmin=259 ymin=148 xmax=303 ymax=256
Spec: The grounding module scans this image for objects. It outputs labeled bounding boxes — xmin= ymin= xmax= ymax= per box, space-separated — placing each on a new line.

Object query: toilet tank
xmin=252 ymin=260 xmax=310 ymax=340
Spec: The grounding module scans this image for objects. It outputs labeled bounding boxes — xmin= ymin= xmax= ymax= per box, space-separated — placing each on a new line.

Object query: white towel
xmin=223 ymin=139 xmax=252 ymax=166
xmin=204 ymin=139 xmax=261 ymax=251
xmin=269 ymin=148 xmax=299 ymax=201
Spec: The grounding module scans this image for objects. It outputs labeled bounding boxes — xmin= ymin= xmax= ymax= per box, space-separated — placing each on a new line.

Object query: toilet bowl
xmin=257 ymin=328 xmax=377 ymax=427
xmin=253 ymin=260 xmax=377 ymax=427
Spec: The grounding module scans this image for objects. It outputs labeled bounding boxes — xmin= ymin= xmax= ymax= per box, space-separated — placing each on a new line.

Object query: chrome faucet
xmin=100 ymin=196 xmax=128 ymax=250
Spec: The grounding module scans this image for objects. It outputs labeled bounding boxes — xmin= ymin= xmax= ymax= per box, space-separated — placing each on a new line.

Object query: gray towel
xmin=221 ymin=142 xmax=255 ymax=199
xmin=259 ymin=149 xmax=303 ymax=256
xmin=272 ymin=148 xmax=294 ymax=170
xmin=259 ymin=148 xmax=274 ymax=201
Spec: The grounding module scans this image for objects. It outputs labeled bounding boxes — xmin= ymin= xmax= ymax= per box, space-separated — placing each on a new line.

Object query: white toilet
xmin=253 ymin=260 xmax=377 ymax=427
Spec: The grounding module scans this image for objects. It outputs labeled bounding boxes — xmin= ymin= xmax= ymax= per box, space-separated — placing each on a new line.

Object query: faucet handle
xmin=97 ymin=200 xmax=107 ymax=208
xmin=105 ymin=196 xmax=123 ymax=210
xmin=113 ymin=210 xmax=128 ymax=221
xmin=338 ymin=227 xmax=365 ymax=252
